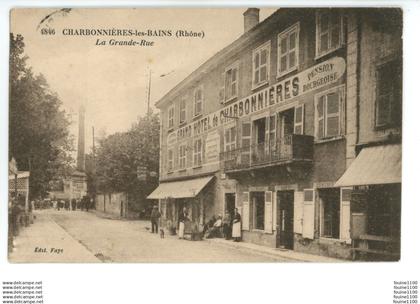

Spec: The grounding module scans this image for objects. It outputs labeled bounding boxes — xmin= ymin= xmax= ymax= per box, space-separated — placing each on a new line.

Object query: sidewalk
xmin=9 ymin=211 xmax=100 ymax=263
xmin=205 ymin=238 xmax=344 ymax=262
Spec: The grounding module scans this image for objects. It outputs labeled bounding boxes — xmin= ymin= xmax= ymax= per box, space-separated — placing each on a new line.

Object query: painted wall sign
xmin=205 ymin=130 xmax=220 ymax=163
xmin=169 ymin=57 xmax=346 ymax=142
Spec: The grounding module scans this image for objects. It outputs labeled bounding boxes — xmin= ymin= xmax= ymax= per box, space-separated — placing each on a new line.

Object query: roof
xmin=335 ymin=144 xmax=401 ymax=187
xmin=155 ymin=8 xmax=287 ymax=108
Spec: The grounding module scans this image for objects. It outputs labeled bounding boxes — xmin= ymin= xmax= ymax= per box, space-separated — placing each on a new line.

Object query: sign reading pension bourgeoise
xmin=168 ymin=56 xmax=346 ymax=144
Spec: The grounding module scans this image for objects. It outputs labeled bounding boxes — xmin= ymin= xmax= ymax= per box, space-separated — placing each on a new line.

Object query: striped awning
xmin=335 ymin=144 xmax=401 ymax=187
xmin=147 ymin=176 xmax=214 ymax=199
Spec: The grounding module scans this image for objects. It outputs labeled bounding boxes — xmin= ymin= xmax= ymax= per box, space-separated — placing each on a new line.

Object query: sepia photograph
xmin=8 ymin=7 xmax=402 ymax=263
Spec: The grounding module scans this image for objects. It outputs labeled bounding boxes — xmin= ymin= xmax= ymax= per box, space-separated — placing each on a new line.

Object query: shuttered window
xmin=315 ymin=86 xmax=345 ymax=140
xmin=294 ymin=104 xmax=305 ymax=135
xmin=293 ymin=191 xmax=304 ymax=234
xmin=168 ymin=104 xmax=175 ymax=129
xmin=340 ymin=187 xmax=352 ymax=243
xmin=179 ymin=144 xmax=187 ymax=169
xmin=278 ymin=23 xmax=299 ymax=76
xmin=224 ymin=126 xmax=237 ymax=152
xmin=179 ymin=98 xmax=186 ymax=124
xmin=252 ymin=41 xmax=271 ymax=88
xmin=316 ymin=10 xmax=344 ymax=58
xmin=193 ymin=138 xmax=202 ymax=167
xmin=242 ymin=192 xmax=250 ymax=230
xmin=225 ymin=62 xmax=239 ymax=101
xmin=167 ymin=149 xmax=174 ymax=172
xmin=375 ymin=60 xmax=402 ymax=128
xmin=264 ymin=191 xmax=273 ymax=233
xmin=302 ymin=189 xmax=315 ymax=239
xmin=194 ymin=86 xmax=203 ymax=116
xmin=241 ymin=121 xmax=251 ymax=166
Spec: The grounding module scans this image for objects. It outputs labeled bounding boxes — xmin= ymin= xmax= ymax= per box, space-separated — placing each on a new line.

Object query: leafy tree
xmin=94 ymin=114 xmax=160 ymax=211
xmin=9 ymin=33 xmax=74 ymax=199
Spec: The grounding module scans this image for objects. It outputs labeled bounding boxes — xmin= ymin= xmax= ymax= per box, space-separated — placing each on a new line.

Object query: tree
xmin=9 ymin=33 xmax=74 ymax=199
xmin=93 ymin=114 xmax=160 ymax=212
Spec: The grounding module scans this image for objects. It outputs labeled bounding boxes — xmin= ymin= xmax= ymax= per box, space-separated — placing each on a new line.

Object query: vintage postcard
xmin=8 ymin=7 xmax=402 ymax=263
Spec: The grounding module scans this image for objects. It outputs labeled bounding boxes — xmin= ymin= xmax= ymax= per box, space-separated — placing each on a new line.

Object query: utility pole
xmin=147 ymin=69 xmax=152 ymax=116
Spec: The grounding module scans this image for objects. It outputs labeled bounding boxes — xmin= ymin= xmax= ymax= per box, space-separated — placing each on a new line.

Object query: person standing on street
xmin=222 ymin=211 xmax=232 ymax=240
xmin=178 ymin=207 xmax=188 ymax=239
xmin=232 ymin=208 xmax=241 ymax=242
xmin=150 ymin=205 xmax=161 ymax=234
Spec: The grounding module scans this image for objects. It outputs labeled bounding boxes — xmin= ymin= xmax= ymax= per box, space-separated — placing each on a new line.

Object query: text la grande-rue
xmin=95 ymin=38 xmax=154 ymax=46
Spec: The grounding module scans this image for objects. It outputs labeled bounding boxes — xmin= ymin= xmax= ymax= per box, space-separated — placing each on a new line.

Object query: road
xmin=10 ymin=210 xmax=294 ymax=263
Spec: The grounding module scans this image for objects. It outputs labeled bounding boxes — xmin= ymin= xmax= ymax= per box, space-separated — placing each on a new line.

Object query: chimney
xmin=77 ymin=105 xmax=86 ymax=172
xmin=243 ymin=8 xmax=260 ymax=32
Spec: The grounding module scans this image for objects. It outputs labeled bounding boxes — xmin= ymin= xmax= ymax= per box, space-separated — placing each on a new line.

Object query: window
xmin=225 ymin=63 xmax=239 ymax=101
xmin=252 ymin=192 xmax=265 ymax=230
xmin=294 ymin=104 xmax=304 ymax=135
xmin=193 ymin=138 xmax=202 ymax=167
xmin=316 ymin=10 xmax=344 ymax=58
xmin=179 ymin=98 xmax=186 ymax=124
xmin=315 ymin=87 xmax=344 ymax=140
xmin=278 ymin=23 xmax=299 ymax=77
xmin=179 ymin=144 xmax=186 ymax=169
xmin=168 ymin=104 xmax=175 ymax=129
xmin=375 ymin=60 xmax=402 ymax=129
xmin=319 ymin=188 xmax=340 ymax=239
xmin=224 ymin=126 xmax=237 ymax=152
xmin=167 ymin=149 xmax=174 ymax=172
xmin=194 ymin=86 xmax=203 ymax=116
xmin=252 ymin=41 xmax=271 ymax=88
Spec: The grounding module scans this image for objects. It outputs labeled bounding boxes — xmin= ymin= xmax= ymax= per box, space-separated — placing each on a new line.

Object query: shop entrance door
xmin=225 ymin=193 xmax=236 ymax=218
xmin=277 ymin=191 xmax=294 ymax=249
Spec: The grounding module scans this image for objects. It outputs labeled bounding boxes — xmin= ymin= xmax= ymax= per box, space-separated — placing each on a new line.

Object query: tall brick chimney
xmin=243 ymin=8 xmax=260 ymax=32
xmin=77 ymin=105 xmax=85 ymax=172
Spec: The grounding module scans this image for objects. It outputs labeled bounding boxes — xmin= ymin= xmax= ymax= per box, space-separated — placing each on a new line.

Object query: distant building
xmin=149 ymin=8 xmax=402 ymax=260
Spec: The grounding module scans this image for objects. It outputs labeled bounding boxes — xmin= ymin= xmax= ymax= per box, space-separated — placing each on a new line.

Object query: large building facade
xmin=149 ymin=8 xmax=402 ymax=260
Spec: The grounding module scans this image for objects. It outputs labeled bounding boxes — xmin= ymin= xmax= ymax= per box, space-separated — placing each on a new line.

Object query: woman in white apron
xmin=178 ymin=207 xmax=188 ymax=239
xmin=232 ymin=208 xmax=241 ymax=242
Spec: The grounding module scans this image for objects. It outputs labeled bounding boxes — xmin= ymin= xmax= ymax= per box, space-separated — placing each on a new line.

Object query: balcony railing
xmin=220 ymin=134 xmax=314 ymax=172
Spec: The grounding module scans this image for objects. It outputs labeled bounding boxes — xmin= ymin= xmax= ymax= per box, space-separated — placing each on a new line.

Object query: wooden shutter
xmin=241 ymin=121 xmax=251 ymax=166
xmin=264 ymin=116 xmax=270 ymax=155
xmin=219 ymin=72 xmax=225 ymax=104
xmin=293 ymin=191 xmax=304 ymax=234
xmin=186 ymin=140 xmax=193 ymax=168
xmin=302 ymin=189 xmax=315 ymax=239
xmin=294 ymin=104 xmax=305 ymax=135
xmin=264 ymin=191 xmax=273 ymax=233
xmin=340 ymin=187 xmax=352 ymax=244
xmin=242 ymin=192 xmax=250 ymax=230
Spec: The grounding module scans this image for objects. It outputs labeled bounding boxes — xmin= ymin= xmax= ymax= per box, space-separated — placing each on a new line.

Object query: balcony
xmin=220 ymin=134 xmax=314 ymax=173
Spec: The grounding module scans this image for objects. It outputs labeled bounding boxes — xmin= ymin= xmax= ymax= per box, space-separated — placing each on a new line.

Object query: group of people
xmin=148 ymin=205 xmax=242 ymax=242
xmin=53 ymin=196 xmax=92 ymax=212
xmin=204 ymin=208 xmax=241 ymax=242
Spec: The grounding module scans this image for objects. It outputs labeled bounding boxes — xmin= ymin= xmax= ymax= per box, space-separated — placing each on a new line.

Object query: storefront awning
xmin=335 ymin=144 xmax=401 ymax=187
xmin=147 ymin=176 xmax=214 ymax=199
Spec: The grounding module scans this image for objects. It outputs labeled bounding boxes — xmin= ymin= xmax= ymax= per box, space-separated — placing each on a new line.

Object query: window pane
xmin=280 ymin=55 xmax=287 ymax=72
xmin=377 ymin=96 xmax=391 ymax=126
xmin=318 ymin=119 xmax=324 ymax=139
xmin=289 ymin=32 xmax=296 ymax=50
xmin=280 ymin=37 xmax=288 ymax=54
xmin=225 ymin=129 xmax=230 ymax=143
xmin=295 ymin=106 xmax=302 ymax=123
xmin=327 ymin=93 xmax=339 ymax=114
xmin=254 ymin=53 xmax=260 ymax=68
xmin=320 ymin=13 xmax=329 ymax=32
xmin=231 ymin=127 xmax=236 ymax=141
xmin=261 ymin=49 xmax=267 ymax=64
xmin=330 ymin=13 xmax=340 ymax=28
xmin=231 ymin=83 xmax=236 ymax=96
xmin=320 ymin=33 xmax=329 ymax=52
xmin=288 ymin=51 xmax=296 ymax=69
xmin=254 ymin=70 xmax=259 ymax=84
xmin=317 ymin=97 xmax=325 ymax=116
xmin=260 ymin=66 xmax=267 ymax=82
xmin=331 ymin=26 xmax=340 ymax=49
xmin=232 ymin=68 xmax=237 ymax=81
xmin=295 ymin=125 xmax=302 ymax=135
xmin=326 ymin=116 xmax=339 ymax=137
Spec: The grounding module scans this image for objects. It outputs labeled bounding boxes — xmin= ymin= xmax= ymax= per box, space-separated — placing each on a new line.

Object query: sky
xmin=10 ymin=7 xmax=277 ymax=153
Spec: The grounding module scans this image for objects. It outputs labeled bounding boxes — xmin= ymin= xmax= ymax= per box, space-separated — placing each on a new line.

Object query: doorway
xmin=225 ymin=193 xmax=236 ymax=219
xmin=276 ymin=191 xmax=294 ymax=249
